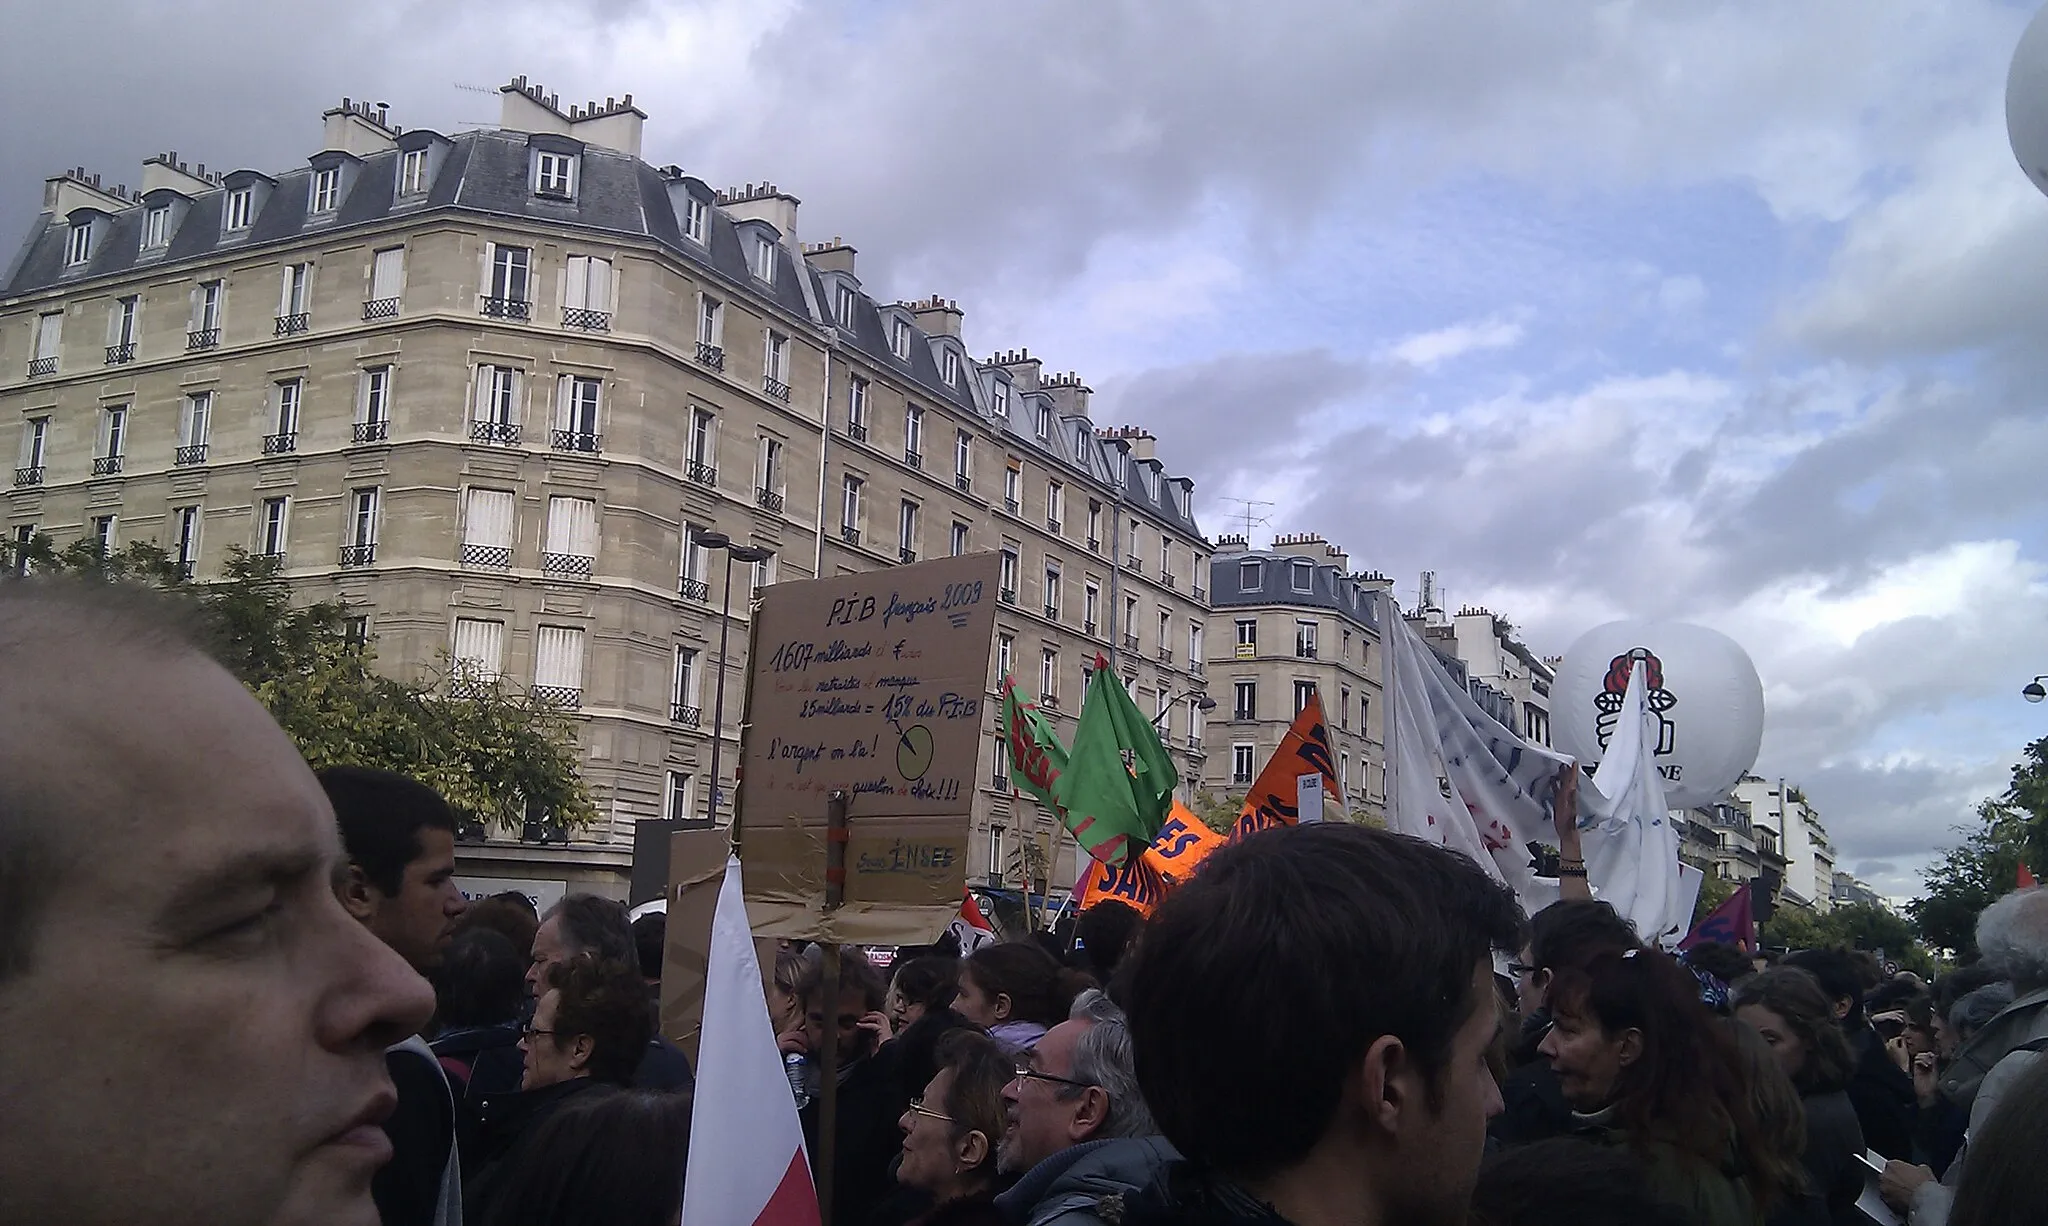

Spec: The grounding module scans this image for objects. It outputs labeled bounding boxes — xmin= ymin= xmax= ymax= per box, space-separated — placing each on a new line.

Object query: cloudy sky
xmin=7 ymin=0 xmax=2046 ymax=898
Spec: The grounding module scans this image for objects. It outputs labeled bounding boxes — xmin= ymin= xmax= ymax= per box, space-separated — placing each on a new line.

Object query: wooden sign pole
xmin=816 ymin=787 xmax=850 ymax=1225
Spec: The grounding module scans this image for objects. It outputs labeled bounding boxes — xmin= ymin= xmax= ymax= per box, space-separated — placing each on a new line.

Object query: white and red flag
xmin=948 ymin=890 xmax=997 ymax=954
xmin=682 ymin=857 xmax=820 ymax=1226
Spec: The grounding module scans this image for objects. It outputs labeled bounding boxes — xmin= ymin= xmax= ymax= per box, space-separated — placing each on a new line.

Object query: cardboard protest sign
xmin=1077 ymin=800 xmax=1227 ymax=915
xmin=657 ymin=829 xmax=734 ymax=1063
xmin=736 ymin=553 xmax=1002 ymax=944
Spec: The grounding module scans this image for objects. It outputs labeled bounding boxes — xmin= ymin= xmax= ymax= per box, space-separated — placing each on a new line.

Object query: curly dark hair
xmin=544 ymin=957 xmax=653 ymax=1085
xmin=1732 ymin=966 xmax=1856 ymax=1095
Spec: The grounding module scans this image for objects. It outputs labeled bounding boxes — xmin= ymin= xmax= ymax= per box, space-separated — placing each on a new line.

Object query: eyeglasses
xmin=1011 ymin=1056 xmax=1095 ymax=1092
xmin=1507 ymin=962 xmax=1537 ymax=978
xmin=908 ymin=1097 xmax=953 ymax=1123
xmin=520 ymin=1024 xmax=557 ymax=1040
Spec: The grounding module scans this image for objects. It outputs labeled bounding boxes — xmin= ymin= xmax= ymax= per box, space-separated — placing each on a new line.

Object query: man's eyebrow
xmin=157 ymin=846 xmax=329 ymax=925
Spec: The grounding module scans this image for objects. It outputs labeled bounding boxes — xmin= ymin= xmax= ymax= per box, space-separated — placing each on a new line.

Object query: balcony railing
xmin=763 ymin=375 xmax=792 ymax=402
xmin=1123 ymin=633 xmax=1140 ymax=650
xmin=1084 ymin=619 xmax=1098 ymax=636
xmin=1186 ymin=734 xmax=1203 ymax=751
xmin=1161 ymin=568 xmax=1176 ymax=587
xmin=901 ymin=548 xmax=919 ymax=564
xmin=1158 ymin=646 xmax=1173 ymax=664
xmin=999 ymin=587 xmax=1017 ymax=605
xmin=352 ymin=420 xmax=388 ymax=444
xmin=13 ymin=466 xmax=43 ymax=487
xmin=261 ymin=432 xmax=297 ymax=455
xmin=361 ymin=297 xmax=400 ymax=321
xmin=1044 ymin=603 xmax=1060 ymax=619
xmin=695 ymin=341 xmax=725 ymax=370
xmin=105 ymin=343 xmax=136 ymax=365
xmin=1191 ymin=661 xmax=1206 ymax=677
xmin=338 ymin=543 xmax=377 ymax=567
xmin=470 ymin=420 xmax=520 ymax=445
xmin=176 ymin=559 xmax=196 ymax=581
xmin=542 ymin=553 xmax=594 ymax=578
xmin=480 ymin=297 xmax=530 ymax=321
xmin=903 ymin=447 xmax=922 ymax=468
xmin=756 ymin=487 xmax=784 ymax=513
xmin=1041 ymin=692 xmax=1061 ymax=710
xmin=955 ymin=473 xmax=971 ymax=493
xmin=561 ymin=307 xmax=611 ymax=332
xmin=678 ymin=576 xmax=710 ymax=602
xmin=91 ymin=455 xmax=123 ymax=476
xmin=258 ymin=548 xmax=287 ymax=564
xmin=1126 ymin=554 xmax=1142 ymax=568
xmin=1003 ymin=497 xmax=1019 ymax=514
xmin=1233 ymin=711 xmax=1255 ymax=724
xmin=174 ymin=443 xmax=209 ymax=466
xmin=1193 ymin=584 xmax=1206 ymax=601
xmin=274 ymin=312 xmax=309 ymax=336
xmin=840 ymin=525 xmax=861 ymax=546
xmin=1296 ymin=645 xmax=1318 ymax=659
xmin=529 ymin=685 xmax=582 ymax=708
xmin=685 ymin=460 xmax=717 ymax=487
xmin=848 ymin=422 xmax=869 ymax=442
xmin=671 ymin=702 xmax=703 ymax=727
xmin=1087 ymin=536 xmax=1100 ymax=551
xmin=27 ymin=356 xmax=57 ymax=377
xmin=551 ymin=429 xmax=602 ymax=454
xmin=460 ymin=542 xmax=512 ymax=569
xmin=186 ymin=328 xmax=219 ymax=351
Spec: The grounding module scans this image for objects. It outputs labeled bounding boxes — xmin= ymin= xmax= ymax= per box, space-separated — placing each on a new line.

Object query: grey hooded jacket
xmin=994 ymin=1136 xmax=1180 ymax=1226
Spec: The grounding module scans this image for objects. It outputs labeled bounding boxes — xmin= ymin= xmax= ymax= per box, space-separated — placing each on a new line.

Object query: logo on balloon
xmin=1594 ymin=648 xmax=1677 ymax=758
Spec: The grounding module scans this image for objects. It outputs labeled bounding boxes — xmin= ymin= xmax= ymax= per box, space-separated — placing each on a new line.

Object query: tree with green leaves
xmin=1908 ymin=798 xmax=2039 ymax=959
xmin=1 ymin=534 xmax=593 ymax=831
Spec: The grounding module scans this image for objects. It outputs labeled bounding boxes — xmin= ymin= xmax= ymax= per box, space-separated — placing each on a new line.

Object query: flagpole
xmin=816 ymin=787 xmax=850 ymax=1226
xmin=726 ymin=595 xmax=766 ymax=860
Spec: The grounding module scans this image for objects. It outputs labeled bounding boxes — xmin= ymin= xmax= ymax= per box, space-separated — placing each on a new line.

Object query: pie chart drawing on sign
xmin=896 ymin=725 xmax=936 ymax=781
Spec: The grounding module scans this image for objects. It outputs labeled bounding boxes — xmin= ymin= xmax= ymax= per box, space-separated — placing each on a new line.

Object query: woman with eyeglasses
xmin=888 ymin=1030 xmax=1016 ymax=1226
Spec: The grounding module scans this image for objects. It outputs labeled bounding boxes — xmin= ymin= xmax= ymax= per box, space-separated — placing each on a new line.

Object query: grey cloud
xmin=1097 ymin=348 xmax=1379 ymax=485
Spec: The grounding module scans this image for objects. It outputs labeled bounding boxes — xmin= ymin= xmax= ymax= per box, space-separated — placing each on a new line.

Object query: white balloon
xmin=1552 ymin=621 xmax=1764 ymax=811
xmin=2009 ymin=3 xmax=2048 ymax=199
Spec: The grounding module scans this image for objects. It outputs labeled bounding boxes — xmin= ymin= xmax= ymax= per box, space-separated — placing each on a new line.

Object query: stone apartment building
xmin=1734 ymin=774 xmax=1838 ymax=914
xmin=0 ymin=80 xmax=1210 ymax=902
xmin=1202 ymin=533 xmax=1387 ymax=823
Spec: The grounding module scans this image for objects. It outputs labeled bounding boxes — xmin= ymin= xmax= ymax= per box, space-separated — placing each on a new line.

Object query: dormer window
xmin=63 ymin=220 xmax=93 ymax=266
xmin=941 ymin=348 xmax=961 ymax=387
xmin=992 ymin=381 xmax=1010 ymax=418
xmin=1291 ymin=560 xmax=1314 ymax=592
xmin=399 ymin=149 xmax=428 ymax=196
xmin=890 ymin=318 xmax=911 ymax=360
xmin=225 ymin=188 xmax=253 ymax=231
xmin=535 ymin=151 xmax=577 ymax=199
xmin=752 ymin=235 xmax=776 ymax=283
xmin=142 ymin=205 xmax=171 ymax=249
xmin=309 ymin=167 xmax=340 ymax=214
xmin=683 ymin=196 xmax=708 ymax=244
xmin=1035 ymin=402 xmax=1052 ymax=440
xmin=834 ymin=284 xmax=856 ymax=327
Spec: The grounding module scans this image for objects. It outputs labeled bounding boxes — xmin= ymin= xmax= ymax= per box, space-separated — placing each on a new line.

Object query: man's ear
xmin=992 ymin=992 xmax=1014 ymax=1024
xmin=1356 ymin=1033 xmax=1412 ymax=1134
xmin=1533 ymin=967 xmax=1554 ymax=999
xmin=1068 ymin=1085 xmax=1112 ymax=1140
xmin=336 ymin=863 xmax=379 ymax=922
xmin=1615 ymin=1027 xmax=1645 ymax=1069
xmin=566 ymin=1033 xmax=594 ymax=1074
xmin=956 ymin=1129 xmax=991 ymax=1170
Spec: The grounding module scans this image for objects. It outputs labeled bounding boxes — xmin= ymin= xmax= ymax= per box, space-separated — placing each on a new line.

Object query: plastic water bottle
xmin=784 ymin=1052 xmax=810 ymax=1109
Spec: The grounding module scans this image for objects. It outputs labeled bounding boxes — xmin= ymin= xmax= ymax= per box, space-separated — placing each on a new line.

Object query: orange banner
xmin=1077 ymin=800 xmax=1226 ymax=915
xmin=1229 ymin=693 xmax=1342 ymax=841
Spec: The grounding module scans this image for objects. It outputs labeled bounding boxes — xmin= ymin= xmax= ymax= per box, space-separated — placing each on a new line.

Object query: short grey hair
xmin=1066 ymin=988 xmax=1156 ymax=1138
xmin=1976 ymin=888 xmax=2048 ymax=991
xmin=1950 ymin=982 xmax=2016 ymax=1038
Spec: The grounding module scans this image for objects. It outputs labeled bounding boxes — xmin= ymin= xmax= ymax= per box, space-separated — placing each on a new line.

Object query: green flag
xmin=999 ymin=674 xmax=1068 ymax=814
xmin=1055 ymin=664 xmax=1179 ymax=867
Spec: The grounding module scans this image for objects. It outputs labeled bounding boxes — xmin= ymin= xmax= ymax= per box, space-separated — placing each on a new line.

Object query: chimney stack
xmin=907 ymin=295 xmax=963 ymax=339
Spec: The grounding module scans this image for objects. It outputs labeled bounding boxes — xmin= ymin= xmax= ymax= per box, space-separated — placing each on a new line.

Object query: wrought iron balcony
xmin=763 ymin=375 xmax=792 ymax=402
xmin=1161 ymin=568 xmax=1177 ymax=587
xmin=955 ymin=473 xmax=971 ymax=493
xmin=542 ymin=552 xmax=594 ymax=578
xmin=1004 ymin=497 xmax=1019 ymax=514
xmin=1126 ymin=554 xmax=1142 ymax=568
xmin=258 ymin=548 xmax=287 ymax=564
xmin=1186 ymin=733 xmax=1203 ymax=751
xmin=174 ymin=444 xmax=209 ymax=466
xmin=848 ymin=422 xmax=869 ymax=442
xmin=999 ymin=587 xmax=1017 ymax=605
xmin=904 ymin=448 xmax=922 ymax=469
xmin=685 ymin=460 xmax=717 ymax=487
xmin=561 ymin=307 xmax=611 ymax=332
xmin=1158 ymin=646 xmax=1173 ymax=664
xmin=551 ymin=429 xmax=602 ymax=454
xmin=460 ymin=543 xmax=512 ymax=569
xmin=186 ymin=329 xmax=219 ymax=351
xmin=530 ymin=685 xmax=582 ymax=708
xmin=1083 ymin=619 xmax=1098 ymax=636
xmin=671 ymin=702 xmax=702 ymax=727
xmin=1041 ymin=692 xmax=1060 ymax=710
xmin=261 ymin=432 xmax=297 ymax=455
xmin=91 ymin=455 xmax=123 ymax=476
xmin=480 ymin=297 xmax=530 ymax=321
xmin=756 ymin=487 xmax=784 ymax=513
xmin=1087 ymin=536 xmax=1100 ymax=551
xmin=840 ymin=525 xmax=861 ymax=546
xmin=274 ymin=312 xmax=309 ymax=336
xmin=695 ymin=341 xmax=724 ymax=370
xmin=361 ymin=297 xmax=400 ymax=321
xmin=1047 ymin=517 xmax=1062 ymax=534
xmin=1193 ymin=585 xmax=1206 ymax=601
xmin=1044 ymin=603 xmax=1060 ymax=619
xmin=470 ymin=421 xmax=520 ymax=445
xmin=352 ymin=420 xmax=388 ymax=444
xmin=1296 ymin=645 xmax=1318 ymax=659
xmin=13 ymin=466 xmax=43 ymax=488
xmin=1123 ymin=633 xmax=1140 ymax=650
xmin=338 ymin=543 xmax=377 ymax=567
xmin=901 ymin=548 xmax=919 ymax=564
xmin=678 ymin=576 xmax=710 ymax=602
xmin=105 ymin=343 xmax=136 ymax=365
xmin=27 ymin=356 xmax=57 ymax=377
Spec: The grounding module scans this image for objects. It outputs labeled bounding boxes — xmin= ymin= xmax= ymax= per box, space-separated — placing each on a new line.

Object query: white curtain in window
xmin=451 ymin=618 xmax=504 ymax=678
xmin=34 ymin=312 xmax=61 ymax=358
xmin=464 ymin=489 xmax=515 ymax=549
xmin=473 ymin=366 xmax=520 ymax=424
xmin=555 ymin=376 xmax=600 ymax=432
xmin=371 ymin=248 xmax=405 ymax=299
xmin=545 ymin=496 xmax=597 ymax=557
xmin=534 ymin=626 xmax=585 ymax=690
xmin=564 ymin=256 xmax=612 ymax=310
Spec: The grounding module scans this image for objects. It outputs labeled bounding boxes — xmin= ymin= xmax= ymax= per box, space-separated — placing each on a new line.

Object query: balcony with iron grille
xmin=91 ymin=455 xmax=123 ymax=477
xmin=695 ymin=341 xmax=724 ymax=370
xmin=542 ymin=553 xmax=594 ymax=578
xmin=1158 ymin=646 xmax=1173 ymax=664
xmin=955 ymin=473 xmax=971 ymax=493
xmin=756 ymin=487 xmax=784 ymax=513
xmin=1041 ymin=692 xmax=1061 ymax=710
xmin=274 ymin=312 xmax=309 ymax=336
xmin=186 ymin=328 xmax=219 ymax=351
xmin=904 ymin=448 xmax=922 ymax=469
xmin=338 ymin=543 xmax=377 ymax=567
xmin=14 ymin=466 xmax=43 ymax=488
xmin=840 ymin=525 xmax=861 ymax=546
xmin=685 ymin=460 xmax=717 ymax=488
xmin=352 ymin=420 xmax=388 ymax=444
xmin=1044 ymin=603 xmax=1060 ymax=620
xmin=1083 ymin=619 xmax=1098 ymax=636
xmin=480 ymin=297 xmax=530 ymax=321
xmin=174 ymin=444 xmax=209 ymax=466
xmin=671 ymin=702 xmax=702 ymax=727
xmin=763 ymin=375 xmax=792 ymax=402
xmin=1161 ymin=568 xmax=1177 ymax=588
xmin=1126 ymin=554 xmax=1142 ymax=568
xmin=530 ymin=685 xmax=582 ymax=708
xmin=1186 ymin=733 xmax=1203 ymax=752
xmin=258 ymin=548 xmax=287 ymax=565
xmin=461 ymin=543 xmax=512 ymax=569
xmin=105 ymin=343 xmax=135 ymax=365
xmin=848 ymin=422 xmax=869 ymax=442
xmin=1087 ymin=536 xmax=1100 ymax=551
xmin=1296 ymin=644 xmax=1318 ymax=659
xmin=999 ymin=587 xmax=1017 ymax=605
xmin=679 ymin=576 xmax=710 ymax=602
xmin=1193 ymin=584 xmax=1206 ymax=601
xmin=561 ymin=307 xmax=611 ymax=332
xmin=1003 ymin=497 xmax=1019 ymax=515
xmin=901 ymin=547 xmax=918 ymax=564
xmin=1123 ymin=633 xmax=1140 ymax=650
xmin=1047 ymin=517 xmax=1062 ymax=534
xmin=551 ymin=429 xmax=602 ymax=455
xmin=470 ymin=421 xmax=520 ymax=445
xmin=27 ymin=356 xmax=57 ymax=377
xmin=362 ymin=297 xmax=400 ymax=321
xmin=261 ymin=432 xmax=297 ymax=455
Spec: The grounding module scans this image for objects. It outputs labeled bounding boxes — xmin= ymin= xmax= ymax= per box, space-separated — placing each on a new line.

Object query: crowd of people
xmin=5 ymin=578 xmax=2048 ymax=1226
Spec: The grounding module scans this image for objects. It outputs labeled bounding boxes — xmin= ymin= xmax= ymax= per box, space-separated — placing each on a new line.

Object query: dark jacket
xmin=1491 ymin=1010 xmax=1573 ymax=1146
xmin=1936 ymin=983 xmax=2048 ymax=1114
xmin=461 ymin=1076 xmax=613 ymax=1215
xmin=1572 ymin=1118 xmax=1758 ymax=1226
xmin=462 ymin=1032 xmax=693 ymax=1102
xmin=802 ymin=1044 xmax=911 ymax=1226
xmin=1122 ymin=1164 xmax=1296 ymax=1226
xmin=1843 ymin=1021 xmax=1916 ymax=1161
xmin=376 ymin=1037 xmax=460 ymax=1226
xmin=1767 ymin=1088 xmax=1863 ymax=1226
xmin=430 ymin=1021 xmax=521 ymax=1101
xmin=910 ymin=1190 xmax=1010 ymax=1226
xmin=993 ymin=1137 xmax=1180 ymax=1226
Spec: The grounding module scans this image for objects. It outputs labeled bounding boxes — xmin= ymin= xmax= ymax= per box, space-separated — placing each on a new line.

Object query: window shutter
xmin=564 ymin=256 xmax=587 ymax=311
xmin=534 ymin=627 xmax=585 ymax=689
xmin=588 ymin=258 xmax=612 ymax=310
xmin=546 ymin=496 xmax=597 ymax=556
xmin=35 ymin=314 xmax=61 ymax=359
xmin=472 ymin=366 xmax=491 ymax=423
xmin=278 ymin=266 xmax=295 ymax=316
xmin=554 ymin=374 xmax=571 ymax=430
xmin=464 ymin=489 xmax=515 ymax=548
xmin=452 ymin=618 xmax=504 ymax=677
xmin=371 ymin=248 xmax=405 ymax=299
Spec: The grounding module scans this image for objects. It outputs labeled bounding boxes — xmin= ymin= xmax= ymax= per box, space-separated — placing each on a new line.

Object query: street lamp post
xmin=699 ymin=531 xmax=771 ymax=829
xmin=2025 ymin=675 xmax=2048 ymax=704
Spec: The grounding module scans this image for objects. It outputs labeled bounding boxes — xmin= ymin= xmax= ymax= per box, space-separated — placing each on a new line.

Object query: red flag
xmin=1679 ymin=883 xmax=1754 ymax=954
xmin=2020 ymin=863 xmax=2039 ymax=889
xmin=947 ymin=892 xmax=997 ymax=953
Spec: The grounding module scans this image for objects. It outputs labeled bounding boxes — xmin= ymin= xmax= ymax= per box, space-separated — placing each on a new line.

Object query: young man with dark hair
xmin=1122 ymin=823 xmax=1525 ymax=1226
xmin=321 ymin=766 xmax=470 ymax=1226
xmin=1785 ymin=946 xmax=1916 ymax=1160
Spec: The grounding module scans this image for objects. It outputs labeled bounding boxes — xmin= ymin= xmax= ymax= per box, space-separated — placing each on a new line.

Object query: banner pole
xmin=816 ymin=787 xmax=851 ymax=1224
xmin=727 ymin=595 xmax=765 ymax=860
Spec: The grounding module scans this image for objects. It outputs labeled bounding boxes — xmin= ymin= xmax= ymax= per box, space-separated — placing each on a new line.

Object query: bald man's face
xmin=0 ymin=643 xmax=434 ymax=1226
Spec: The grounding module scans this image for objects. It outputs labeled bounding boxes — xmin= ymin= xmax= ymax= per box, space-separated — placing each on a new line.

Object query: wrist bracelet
xmin=1558 ymin=866 xmax=1588 ymax=878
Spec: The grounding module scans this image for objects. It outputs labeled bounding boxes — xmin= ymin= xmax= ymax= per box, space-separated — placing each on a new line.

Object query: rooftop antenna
xmin=450 ymin=81 xmax=500 ymax=131
xmin=1220 ymin=497 xmax=1274 ymax=544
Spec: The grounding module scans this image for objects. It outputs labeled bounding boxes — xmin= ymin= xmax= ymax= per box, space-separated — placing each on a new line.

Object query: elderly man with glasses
xmin=991 ymin=989 xmax=1177 ymax=1226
